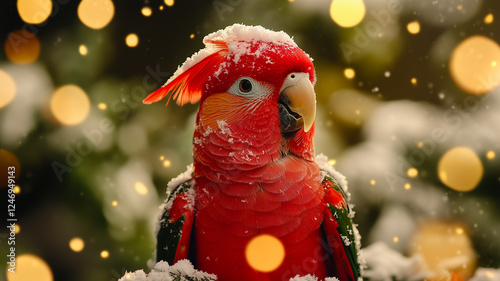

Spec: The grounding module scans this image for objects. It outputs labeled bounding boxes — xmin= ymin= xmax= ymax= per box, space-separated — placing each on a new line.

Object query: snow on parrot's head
xmin=144 ymin=24 xmax=317 ymax=161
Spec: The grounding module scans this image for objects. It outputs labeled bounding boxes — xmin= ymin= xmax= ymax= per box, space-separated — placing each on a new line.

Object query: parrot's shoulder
xmin=152 ymin=164 xmax=196 ymax=267
xmin=315 ymin=153 xmax=349 ymax=194
xmin=166 ymin=164 xmax=195 ymax=197
xmin=316 ymin=154 xmax=363 ymax=281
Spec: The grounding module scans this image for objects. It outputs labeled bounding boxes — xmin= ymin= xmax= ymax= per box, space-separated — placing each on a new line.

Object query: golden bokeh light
xmin=245 ymin=234 xmax=285 ymax=273
xmin=404 ymin=183 xmax=411 ymax=190
xmin=484 ymin=13 xmax=494 ymax=24
xmin=163 ymin=160 xmax=171 ymax=168
xmin=407 ymin=21 xmax=421 ymax=34
xmin=438 ymin=147 xmax=483 ymax=192
xmin=190 ymin=33 xmax=195 ymax=39
xmin=5 ymin=30 xmax=41 ymax=64
xmin=134 ymin=182 xmax=148 ymax=195
xmin=410 ymin=221 xmax=476 ymax=278
xmin=328 ymin=159 xmax=336 ymax=166
xmin=111 ymin=200 xmax=118 ymax=207
xmin=98 ymin=102 xmax=107 ymax=110
xmin=13 ymin=185 xmax=21 ymax=194
xmin=0 ymin=70 xmax=17 ymax=108
xmin=13 ymin=224 xmax=20 ymax=234
xmin=165 ymin=0 xmax=174 ymax=7
xmin=0 ymin=149 xmax=21 ymax=188
xmin=370 ymin=179 xmax=376 ymax=186
xmin=159 ymin=5 xmax=164 ymax=11
xmin=330 ymin=0 xmax=366 ymax=28
xmin=393 ymin=236 xmax=399 ymax=243
xmin=78 ymin=0 xmax=115 ymax=30
xmin=449 ymin=35 xmax=500 ymax=95
xmin=411 ymin=77 xmax=417 ymax=85
xmin=50 ymin=85 xmax=90 ymax=126
xmin=141 ymin=7 xmax=152 ymax=17
xmin=486 ymin=150 xmax=496 ymax=160
xmin=17 ymin=0 xmax=52 ymax=24
xmin=344 ymin=68 xmax=355 ymax=79
xmin=100 ymin=250 xmax=109 ymax=258
xmin=6 ymin=254 xmax=53 ymax=281
xmin=79 ymin=44 xmax=88 ymax=56
xmin=69 ymin=237 xmax=85 ymax=252
xmin=125 ymin=33 xmax=139 ymax=47
xmin=407 ymin=168 xmax=418 ymax=178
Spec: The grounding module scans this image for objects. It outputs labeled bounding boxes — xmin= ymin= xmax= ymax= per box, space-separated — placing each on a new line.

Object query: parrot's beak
xmin=279 ymin=73 xmax=316 ymax=133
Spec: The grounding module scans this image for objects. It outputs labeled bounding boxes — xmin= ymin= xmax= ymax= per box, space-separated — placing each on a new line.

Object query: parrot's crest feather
xmin=143 ymin=24 xmax=298 ymax=106
xmin=143 ymin=47 xmax=227 ymax=106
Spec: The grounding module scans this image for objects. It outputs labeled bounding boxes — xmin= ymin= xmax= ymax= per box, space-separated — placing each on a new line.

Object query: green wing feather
xmin=321 ymin=170 xmax=362 ymax=281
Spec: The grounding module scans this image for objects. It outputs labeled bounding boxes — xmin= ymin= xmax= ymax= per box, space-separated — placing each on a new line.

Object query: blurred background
xmin=1 ymin=0 xmax=500 ymax=280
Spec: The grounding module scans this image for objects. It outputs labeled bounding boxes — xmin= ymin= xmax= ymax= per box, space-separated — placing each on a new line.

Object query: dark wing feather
xmin=321 ymin=170 xmax=361 ymax=281
xmin=155 ymin=177 xmax=196 ymax=265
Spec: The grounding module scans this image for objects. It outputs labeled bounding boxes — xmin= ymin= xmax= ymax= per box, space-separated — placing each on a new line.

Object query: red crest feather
xmin=143 ymin=41 xmax=228 ymax=106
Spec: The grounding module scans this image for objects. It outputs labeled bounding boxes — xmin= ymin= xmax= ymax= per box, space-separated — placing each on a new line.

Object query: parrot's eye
xmin=228 ymin=77 xmax=268 ymax=97
xmin=239 ymin=79 xmax=252 ymax=93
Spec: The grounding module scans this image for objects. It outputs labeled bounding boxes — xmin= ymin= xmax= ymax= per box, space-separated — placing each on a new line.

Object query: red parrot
xmin=144 ymin=24 xmax=361 ymax=281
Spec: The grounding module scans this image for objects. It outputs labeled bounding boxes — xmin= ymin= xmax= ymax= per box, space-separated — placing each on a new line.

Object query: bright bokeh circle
xmin=330 ymin=0 xmax=366 ymax=28
xmin=5 ymin=30 xmax=41 ymax=64
xmin=449 ymin=35 xmax=500 ymax=95
xmin=438 ymin=146 xmax=483 ymax=192
xmin=125 ymin=33 xmax=139 ymax=47
xmin=245 ymin=234 xmax=285 ymax=272
xmin=6 ymin=254 xmax=53 ymax=281
xmin=69 ymin=237 xmax=85 ymax=252
xmin=78 ymin=0 xmax=115 ymax=29
xmin=50 ymin=85 xmax=90 ymax=125
xmin=0 ymin=70 xmax=16 ymax=108
xmin=17 ymin=0 xmax=52 ymax=24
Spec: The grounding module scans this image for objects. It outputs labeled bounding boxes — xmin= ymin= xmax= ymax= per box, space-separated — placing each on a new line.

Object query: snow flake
xmin=341 ymin=235 xmax=352 ymax=246
xmin=213 ymin=61 xmax=227 ymax=80
xmin=216 ymin=120 xmax=231 ymax=135
xmin=202 ymin=126 xmax=213 ymax=137
xmin=265 ymin=57 xmax=274 ymax=64
xmin=228 ymin=41 xmax=251 ymax=64
xmin=289 ymin=274 xmax=318 ymax=281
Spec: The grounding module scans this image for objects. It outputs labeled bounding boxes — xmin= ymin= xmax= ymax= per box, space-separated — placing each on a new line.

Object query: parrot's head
xmin=144 ymin=24 xmax=317 ymax=163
